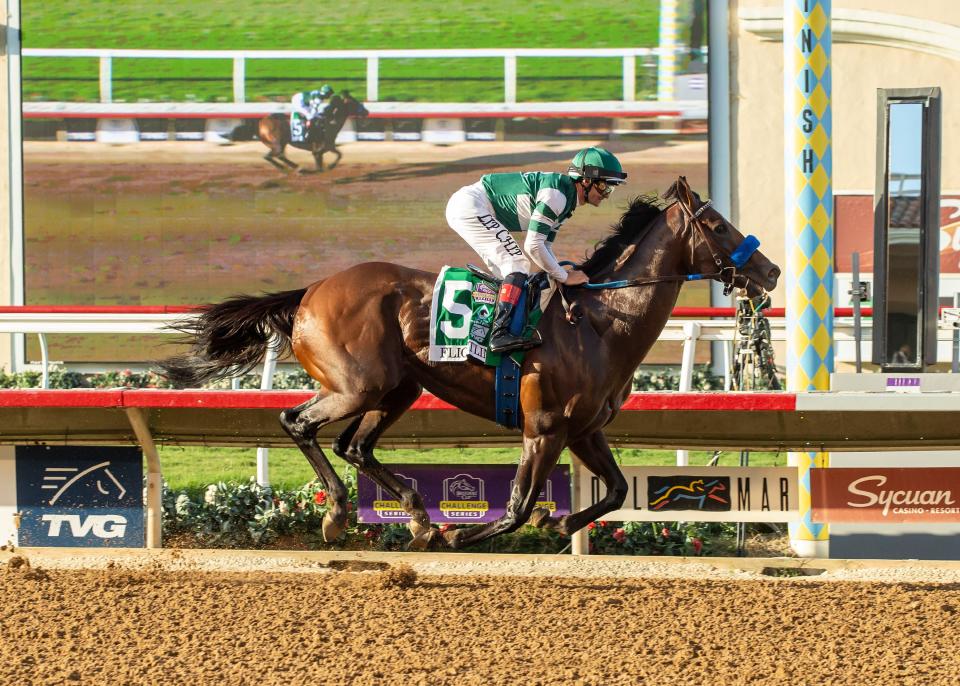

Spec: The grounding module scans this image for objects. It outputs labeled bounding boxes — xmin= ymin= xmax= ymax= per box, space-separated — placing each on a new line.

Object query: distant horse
xmin=258 ymin=91 xmax=369 ymax=172
xmin=157 ymin=177 xmax=780 ymax=550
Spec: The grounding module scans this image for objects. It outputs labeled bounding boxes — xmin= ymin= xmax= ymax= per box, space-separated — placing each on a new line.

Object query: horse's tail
xmin=259 ymin=114 xmax=288 ymax=147
xmin=155 ymin=287 xmax=307 ymax=388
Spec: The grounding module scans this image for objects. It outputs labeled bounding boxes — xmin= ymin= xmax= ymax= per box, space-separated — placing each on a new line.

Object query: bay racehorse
xmin=157 ymin=177 xmax=780 ymax=549
xmin=258 ymin=91 xmax=369 ymax=172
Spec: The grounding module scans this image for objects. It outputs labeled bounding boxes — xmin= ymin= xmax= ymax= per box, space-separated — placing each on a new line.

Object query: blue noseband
xmin=730 ymin=235 xmax=760 ymax=269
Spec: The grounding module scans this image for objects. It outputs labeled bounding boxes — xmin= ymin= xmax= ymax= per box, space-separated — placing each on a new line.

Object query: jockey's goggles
xmin=592 ymin=179 xmax=620 ymax=197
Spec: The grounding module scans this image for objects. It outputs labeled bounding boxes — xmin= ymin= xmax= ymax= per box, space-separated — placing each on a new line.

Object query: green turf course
xmin=22 ymin=0 xmax=670 ymax=103
xmin=159 ymin=445 xmax=787 ymax=494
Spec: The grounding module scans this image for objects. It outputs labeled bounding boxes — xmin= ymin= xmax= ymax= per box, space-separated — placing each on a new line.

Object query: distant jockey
xmin=290 ymin=84 xmax=333 ymax=143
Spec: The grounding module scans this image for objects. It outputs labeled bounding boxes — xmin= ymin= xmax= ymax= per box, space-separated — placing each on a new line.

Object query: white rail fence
xmin=4 ymin=311 xmax=958 ymax=389
xmin=23 ymin=47 xmax=689 ymax=105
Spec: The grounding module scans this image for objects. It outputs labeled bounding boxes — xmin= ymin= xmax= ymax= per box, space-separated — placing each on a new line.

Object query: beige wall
xmin=730 ymin=1 xmax=960 ymax=307
xmin=0 ymin=0 xmax=12 ymax=370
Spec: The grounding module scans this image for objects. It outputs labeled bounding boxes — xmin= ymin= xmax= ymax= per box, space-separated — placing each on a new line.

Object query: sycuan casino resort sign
xmin=812 ymin=468 xmax=960 ymax=523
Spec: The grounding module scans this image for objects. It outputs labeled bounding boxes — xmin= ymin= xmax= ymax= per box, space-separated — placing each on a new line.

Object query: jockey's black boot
xmin=489 ymin=272 xmax=541 ymax=354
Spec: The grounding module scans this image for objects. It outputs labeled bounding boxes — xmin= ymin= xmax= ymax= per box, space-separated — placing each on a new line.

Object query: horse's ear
xmin=666 ymin=176 xmax=697 ymax=206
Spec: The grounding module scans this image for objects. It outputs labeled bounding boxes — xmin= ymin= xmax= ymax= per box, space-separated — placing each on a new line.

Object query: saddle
xmin=429 ymin=266 xmax=556 ymax=429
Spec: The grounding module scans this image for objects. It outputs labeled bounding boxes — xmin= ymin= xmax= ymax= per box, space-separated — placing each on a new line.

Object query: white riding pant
xmin=445 ymin=181 xmax=531 ymax=279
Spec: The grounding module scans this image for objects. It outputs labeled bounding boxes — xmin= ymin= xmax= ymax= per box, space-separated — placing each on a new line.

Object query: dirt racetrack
xmin=2 ymin=549 xmax=959 ymax=685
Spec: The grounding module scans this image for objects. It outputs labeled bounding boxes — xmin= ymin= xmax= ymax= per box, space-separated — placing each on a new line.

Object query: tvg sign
xmin=15 ymin=446 xmax=144 ymax=548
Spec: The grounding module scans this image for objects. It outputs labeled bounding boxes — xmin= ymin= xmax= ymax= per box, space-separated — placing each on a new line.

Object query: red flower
xmin=587 ymin=521 xmax=596 ymax=530
xmin=613 ymin=528 xmax=626 ymax=543
xmin=692 ymin=538 xmax=703 ymax=554
xmin=439 ymin=523 xmax=451 ymax=533
xmin=598 ymin=520 xmax=608 ymax=528
xmin=661 ymin=527 xmax=671 ymax=538
xmin=363 ymin=528 xmax=378 ymax=540
xmin=313 ymin=490 xmax=327 ymax=506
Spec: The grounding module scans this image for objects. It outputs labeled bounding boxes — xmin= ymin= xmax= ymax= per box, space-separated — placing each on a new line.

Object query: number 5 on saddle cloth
xmin=429 ymin=266 xmax=556 ymax=429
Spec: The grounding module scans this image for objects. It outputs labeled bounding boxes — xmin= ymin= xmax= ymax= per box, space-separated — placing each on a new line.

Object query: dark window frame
xmin=871 ymin=87 xmax=941 ymax=370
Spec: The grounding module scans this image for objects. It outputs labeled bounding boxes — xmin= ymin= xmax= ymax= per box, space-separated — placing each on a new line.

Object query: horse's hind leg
xmin=264 ymin=152 xmax=288 ymax=171
xmin=529 ymin=430 xmax=627 ymax=535
xmin=279 ymin=392 xmax=368 ymax=541
xmin=331 ymin=377 xmax=435 ymax=547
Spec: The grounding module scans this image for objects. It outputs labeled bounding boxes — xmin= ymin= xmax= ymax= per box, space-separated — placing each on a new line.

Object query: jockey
xmin=445 ymin=146 xmax=627 ymax=354
xmin=290 ymin=84 xmax=334 ymax=142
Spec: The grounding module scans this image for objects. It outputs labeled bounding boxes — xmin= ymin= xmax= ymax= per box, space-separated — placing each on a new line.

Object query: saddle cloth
xmin=429 ymin=266 xmax=556 ymax=365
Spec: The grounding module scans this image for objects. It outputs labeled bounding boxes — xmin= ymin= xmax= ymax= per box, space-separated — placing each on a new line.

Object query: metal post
xmin=99 ymin=55 xmax=112 ymax=103
xmin=366 ymin=56 xmax=379 ymax=102
xmin=850 ymin=252 xmax=862 ymax=373
xmin=504 ymin=54 xmax=517 ymax=104
xmin=785 ymin=0 xmax=832 ymax=559
xmin=676 ymin=321 xmax=701 ymax=466
xmin=6 ymin=1 xmax=25 ymax=373
xmin=232 ymin=56 xmax=245 ymax=104
xmin=570 ymin=458 xmax=588 ymax=555
xmin=256 ymin=342 xmax=278 ymax=488
xmin=708 ymin=0 xmax=733 ymax=381
xmin=125 ymin=408 xmax=163 ymax=549
xmin=38 ymin=333 xmax=48 ymax=388
xmin=622 ymin=53 xmax=636 ymax=102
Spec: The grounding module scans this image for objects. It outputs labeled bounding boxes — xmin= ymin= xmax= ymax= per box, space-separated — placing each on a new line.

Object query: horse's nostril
xmin=768 ymin=266 xmax=781 ymax=281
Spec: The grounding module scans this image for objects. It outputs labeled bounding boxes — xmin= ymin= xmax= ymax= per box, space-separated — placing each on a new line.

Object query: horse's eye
xmin=713 ymin=224 xmax=728 ymax=234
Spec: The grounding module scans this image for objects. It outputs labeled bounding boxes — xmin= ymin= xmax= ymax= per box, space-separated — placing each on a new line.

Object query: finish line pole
xmin=784 ymin=0 xmax=832 ymax=558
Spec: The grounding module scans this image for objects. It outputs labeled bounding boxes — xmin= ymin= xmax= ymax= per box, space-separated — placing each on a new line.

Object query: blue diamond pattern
xmin=798 ymin=303 xmax=823 ymax=337
xmin=796 ymin=224 xmax=820 ymax=258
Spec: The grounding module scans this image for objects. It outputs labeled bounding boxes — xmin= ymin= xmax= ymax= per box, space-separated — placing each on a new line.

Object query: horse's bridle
xmin=672 ymin=196 xmax=760 ymax=296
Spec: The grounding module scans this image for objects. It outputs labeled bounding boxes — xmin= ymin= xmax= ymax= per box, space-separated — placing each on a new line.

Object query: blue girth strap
xmin=495 ymin=357 xmax=521 ymax=429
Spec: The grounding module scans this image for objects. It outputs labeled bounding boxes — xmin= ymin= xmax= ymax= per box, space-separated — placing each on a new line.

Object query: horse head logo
xmin=41 ymin=462 xmax=127 ymax=506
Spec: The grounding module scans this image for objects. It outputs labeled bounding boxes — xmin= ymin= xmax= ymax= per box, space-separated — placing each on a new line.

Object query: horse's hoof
xmin=528 ymin=507 xmax=555 ymax=529
xmin=321 ymin=511 xmax=346 ymax=542
xmin=408 ymin=519 xmax=431 ymax=540
xmin=407 ymin=528 xmax=440 ymax=551
xmin=442 ymin=528 xmax=466 ymax=549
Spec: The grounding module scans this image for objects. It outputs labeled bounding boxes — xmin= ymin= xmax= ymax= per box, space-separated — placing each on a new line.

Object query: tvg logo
xmin=41 ymin=514 xmax=128 ymax=539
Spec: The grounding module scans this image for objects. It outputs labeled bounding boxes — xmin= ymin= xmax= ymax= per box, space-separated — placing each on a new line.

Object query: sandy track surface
xmin=3 ymin=548 xmax=959 ymax=685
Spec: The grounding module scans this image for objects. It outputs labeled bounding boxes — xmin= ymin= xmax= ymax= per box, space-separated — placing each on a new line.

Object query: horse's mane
xmin=579 ymin=193 xmax=667 ymax=277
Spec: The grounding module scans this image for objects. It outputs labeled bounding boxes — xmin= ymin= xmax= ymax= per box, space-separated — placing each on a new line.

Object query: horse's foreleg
xmin=331 ymin=378 xmax=434 ymax=547
xmin=312 ymin=150 xmax=325 ymax=172
xmin=327 ymin=147 xmax=342 ymax=170
xmin=444 ymin=429 xmax=566 ymax=549
xmin=280 ymin=392 xmax=366 ymax=541
xmin=529 ymin=430 xmax=627 ymax=535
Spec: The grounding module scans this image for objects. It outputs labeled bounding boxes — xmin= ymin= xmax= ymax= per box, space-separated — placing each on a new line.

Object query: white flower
xmin=278 ymin=501 xmax=290 ymax=516
xmin=204 ymin=484 xmax=218 ymax=504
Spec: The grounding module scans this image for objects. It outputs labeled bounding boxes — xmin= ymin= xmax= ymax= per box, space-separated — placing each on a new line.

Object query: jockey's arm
xmin=524 ymin=228 xmax=568 ymax=283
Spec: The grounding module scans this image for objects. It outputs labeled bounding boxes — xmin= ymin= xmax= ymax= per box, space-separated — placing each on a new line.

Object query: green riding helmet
xmin=568 ymin=147 xmax=627 ymax=184
xmin=319 ymin=84 xmax=333 ymax=97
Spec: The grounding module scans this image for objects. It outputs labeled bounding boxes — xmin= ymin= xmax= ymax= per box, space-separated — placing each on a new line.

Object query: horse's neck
xmin=592 ymin=216 xmax=686 ymax=367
